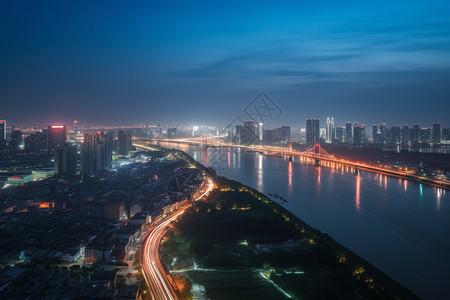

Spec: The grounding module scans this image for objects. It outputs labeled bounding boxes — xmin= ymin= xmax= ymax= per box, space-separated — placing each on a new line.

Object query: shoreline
xmin=155 ymin=146 xmax=419 ymax=299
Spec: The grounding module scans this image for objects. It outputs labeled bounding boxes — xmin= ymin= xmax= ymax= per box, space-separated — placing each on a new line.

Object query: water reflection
xmin=257 ymin=154 xmax=263 ymax=191
xmin=288 ymin=160 xmax=293 ymax=195
xmin=356 ymin=175 xmax=361 ymax=211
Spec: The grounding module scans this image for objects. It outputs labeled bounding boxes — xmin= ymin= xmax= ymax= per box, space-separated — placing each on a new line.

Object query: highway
xmin=140 ymin=178 xmax=214 ymax=300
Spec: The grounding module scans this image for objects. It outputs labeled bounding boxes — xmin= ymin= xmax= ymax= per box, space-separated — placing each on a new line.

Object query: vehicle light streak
xmin=140 ymin=178 xmax=214 ymax=299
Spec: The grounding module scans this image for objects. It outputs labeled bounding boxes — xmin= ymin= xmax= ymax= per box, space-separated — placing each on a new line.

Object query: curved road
xmin=141 ymin=178 xmax=214 ymax=300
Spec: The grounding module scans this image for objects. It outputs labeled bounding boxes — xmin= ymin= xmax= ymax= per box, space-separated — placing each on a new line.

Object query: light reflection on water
xmin=159 ymin=142 xmax=450 ymax=299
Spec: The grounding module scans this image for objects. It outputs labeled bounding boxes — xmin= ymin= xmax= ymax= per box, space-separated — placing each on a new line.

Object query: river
xmin=158 ymin=141 xmax=449 ymax=299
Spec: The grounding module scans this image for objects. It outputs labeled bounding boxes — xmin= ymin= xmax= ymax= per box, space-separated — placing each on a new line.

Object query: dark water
xmin=160 ymin=142 xmax=450 ymax=299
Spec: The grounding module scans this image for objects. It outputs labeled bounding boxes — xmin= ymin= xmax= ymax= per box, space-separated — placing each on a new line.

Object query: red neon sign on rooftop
xmin=51 ymin=125 xmax=64 ymax=129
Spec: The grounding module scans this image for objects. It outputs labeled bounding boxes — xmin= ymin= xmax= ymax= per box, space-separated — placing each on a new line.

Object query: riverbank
xmin=157 ymin=151 xmax=418 ymax=299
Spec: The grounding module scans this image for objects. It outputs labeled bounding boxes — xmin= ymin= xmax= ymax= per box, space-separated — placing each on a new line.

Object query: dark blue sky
xmin=1 ymin=0 xmax=450 ymax=127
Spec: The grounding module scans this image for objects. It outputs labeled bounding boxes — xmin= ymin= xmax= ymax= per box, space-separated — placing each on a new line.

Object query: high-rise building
xmin=345 ymin=122 xmax=352 ymax=143
xmin=372 ymin=124 xmax=378 ymax=143
xmin=335 ymin=126 xmax=344 ymax=143
xmin=262 ymin=129 xmax=275 ymax=145
xmin=117 ymin=130 xmax=132 ymax=155
xmin=258 ymin=123 xmax=263 ymax=141
xmin=235 ymin=125 xmax=243 ymax=144
xmin=240 ymin=120 xmax=257 ymax=144
xmin=81 ymin=133 xmax=95 ymax=175
xmin=379 ymin=123 xmax=386 ymax=144
xmin=411 ymin=123 xmax=420 ymax=144
xmin=281 ymin=126 xmax=290 ymax=143
xmin=9 ymin=130 xmax=23 ymax=151
xmin=306 ymin=118 xmax=320 ymax=145
xmin=54 ymin=144 xmax=77 ymax=177
xmin=0 ymin=120 xmax=6 ymax=141
xmin=47 ymin=125 xmax=66 ymax=151
xmin=433 ymin=122 xmax=441 ymax=144
xmin=81 ymin=132 xmax=113 ymax=175
xmin=402 ymin=124 xmax=410 ymax=144
xmin=420 ymin=128 xmax=432 ymax=144
xmin=390 ymin=126 xmax=401 ymax=144
xmin=326 ymin=117 xmax=334 ymax=143
xmin=353 ymin=124 xmax=365 ymax=145
xmin=442 ymin=128 xmax=450 ymax=142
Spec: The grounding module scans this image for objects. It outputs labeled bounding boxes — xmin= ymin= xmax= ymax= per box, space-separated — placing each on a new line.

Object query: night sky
xmin=1 ymin=0 xmax=450 ymax=127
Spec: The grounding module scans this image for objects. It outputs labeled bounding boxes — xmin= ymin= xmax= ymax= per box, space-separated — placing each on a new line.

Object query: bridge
xmin=133 ymin=137 xmax=450 ymax=190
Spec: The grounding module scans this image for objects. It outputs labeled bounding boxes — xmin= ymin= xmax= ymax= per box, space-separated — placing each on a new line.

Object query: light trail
xmin=140 ymin=178 xmax=214 ymax=299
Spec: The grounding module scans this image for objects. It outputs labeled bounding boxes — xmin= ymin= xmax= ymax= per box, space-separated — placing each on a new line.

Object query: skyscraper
xmin=47 ymin=125 xmax=66 ymax=151
xmin=433 ymin=122 xmax=441 ymax=144
xmin=54 ymin=143 xmax=77 ymax=177
xmin=0 ymin=120 xmax=6 ymax=141
xmin=390 ymin=126 xmax=401 ymax=144
xmin=281 ymin=126 xmax=291 ymax=143
xmin=353 ymin=124 xmax=365 ymax=145
xmin=379 ymin=123 xmax=386 ymax=144
xmin=81 ymin=133 xmax=96 ymax=175
xmin=25 ymin=130 xmax=48 ymax=152
xmin=306 ymin=118 xmax=320 ymax=145
xmin=372 ymin=124 xmax=378 ymax=143
xmin=9 ymin=130 xmax=22 ymax=151
xmin=411 ymin=123 xmax=420 ymax=144
xmin=241 ymin=120 xmax=257 ymax=144
xmin=402 ymin=124 xmax=410 ymax=144
xmin=81 ymin=132 xmax=113 ymax=175
xmin=326 ymin=117 xmax=334 ymax=143
xmin=118 ymin=131 xmax=132 ymax=155
xmin=420 ymin=128 xmax=432 ymax=143
xmin=258 ymin=123 xmax=263 ymax=141
xmin=345 ymin=122 xmax=352 ymax=143
xmin=335 ymin=126 xmax=343 ymax=143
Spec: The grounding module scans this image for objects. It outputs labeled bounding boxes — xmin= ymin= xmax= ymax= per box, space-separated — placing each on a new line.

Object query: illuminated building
xmin=258 ymin=123 xmax=263 ymax=141
xmin=281 ymin=126 xmax=290 ymax=143
xmin=372 ymin=124 xmax=378 ymax=143
xmin=433 ymin=122 xmax=441 ymax=144
xmin=379 ymin=123 xmax=386 ymax=144
xmin=345 ymin=122 xmax=352 ymax=143
xmin=420 ymin=128 xmax=432 ymax=144
xmin=47 ymin=125 xmax=66 ymax=151
xmin=241 ymin=120 xmax=257 ymax=144
xmin=0 ymin=120 xmax=6 ymax=140
xmin=54 ymin=144 xmax=77 ymax=176
xmin=81 ymin=132 xmax=113 ymax=175
xmin=442 ymin=128 xmax=450 ymax=143
xmin=390 ymin=126 xmax=401 ymax=144
xmin=306 ymin=118 xmax=320 ymax=145
xmin=411 ymin=123 xmax=420 ymax=144
xmin=353 ymin=124 xmax=365 ymax=145
xmin=335 ymin=126 xmax=343 ymax=143
xmin=326 ymin=117 xmax=334 ymax=143
xmin=235 ymin=125 xmax=243 ymax=144
xmin=118 ymin=131 xmax=132 ymax=155
xmin=9 ymin=130 xmax=22 ymax=151
xmin=25 ymin=130 xmax=48 ymax=152
xmin=402 ymin=124 xmax=410 ymax=144
xmin=7 ymin=174 xmax=32 ymax=186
